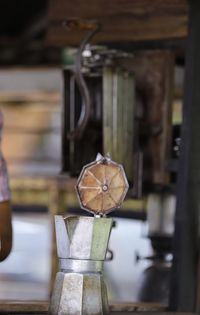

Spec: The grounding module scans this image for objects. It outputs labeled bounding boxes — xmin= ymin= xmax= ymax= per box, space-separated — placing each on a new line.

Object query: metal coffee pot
xmin=49 ymin=154 xmax=128 ymax=315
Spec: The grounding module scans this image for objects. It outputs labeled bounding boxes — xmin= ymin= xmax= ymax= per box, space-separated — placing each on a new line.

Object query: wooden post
xmin=169 ymin=0 xmax=200 ymax=311
xmin=122 ymin=51 xmax=174 ymax=186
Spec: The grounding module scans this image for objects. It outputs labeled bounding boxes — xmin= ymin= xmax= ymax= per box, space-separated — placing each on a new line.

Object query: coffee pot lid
xmin=76 ymin=153 xmax=129 ymax=215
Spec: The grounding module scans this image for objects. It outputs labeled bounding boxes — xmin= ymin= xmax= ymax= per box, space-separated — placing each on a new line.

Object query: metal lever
xmin=135 ymin=250 xmax=172 ymax=263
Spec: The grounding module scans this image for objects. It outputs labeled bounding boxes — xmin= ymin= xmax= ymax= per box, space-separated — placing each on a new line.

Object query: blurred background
xmin=0 ymin=0 xmax=192 ymax=311
xmin=0 ymin=68 xmax=154 ymax=302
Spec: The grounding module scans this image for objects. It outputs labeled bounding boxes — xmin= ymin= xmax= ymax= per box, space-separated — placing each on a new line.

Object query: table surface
xmin=0 ymin=304 xmax=195 ymax=315
xmin=0 ymin=301 xmax=168 ymax=314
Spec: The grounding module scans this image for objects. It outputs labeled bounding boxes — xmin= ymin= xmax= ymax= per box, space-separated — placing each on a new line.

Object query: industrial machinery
xmin=62 ymin=44 xmax=135 ymax=184
xmin=61 ymin=24 xmax=174 ymax=193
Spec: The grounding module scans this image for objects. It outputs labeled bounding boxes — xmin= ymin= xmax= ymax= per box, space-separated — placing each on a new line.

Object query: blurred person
xmin=0 ymin=110 xmax=12 ymax=261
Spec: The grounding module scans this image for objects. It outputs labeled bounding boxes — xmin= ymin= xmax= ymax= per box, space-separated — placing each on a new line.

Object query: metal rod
xmin=61 ymin=70 xmax=71 ymax=172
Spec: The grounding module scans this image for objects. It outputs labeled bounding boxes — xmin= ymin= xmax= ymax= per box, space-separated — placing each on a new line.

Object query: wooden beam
xmin=47 ymin=0 xmax=188 ymax=46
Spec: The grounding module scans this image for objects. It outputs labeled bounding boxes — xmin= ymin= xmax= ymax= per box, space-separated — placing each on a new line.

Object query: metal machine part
xmin=146 ymin=193 xmax=176 ymax=255
xmin=103 ymin=67 xmax=135 ymax=181
xmin=62 ymin=67 xmax=102 ymax=175
xmin=147 ymin=193 xmax=176 ymax=237
xmin=76 ymin=154 xmax=129 ymax=215
xmin=61 ymin=45 xmax=135 ymax=184
xmin=66 ymin=22 xmax=101 ymax=140
xmin=135 ymin=193 xmax=175 ymax=305
xmin=49 ymin=215 xmax=112 ymax=315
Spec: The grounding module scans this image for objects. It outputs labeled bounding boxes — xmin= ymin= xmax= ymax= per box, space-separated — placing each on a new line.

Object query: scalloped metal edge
xmin=75 ymin=154 xmax=129 ymax=215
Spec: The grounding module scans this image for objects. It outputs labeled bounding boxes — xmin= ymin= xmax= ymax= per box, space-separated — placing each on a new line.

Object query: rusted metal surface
xmin=121 ymin=51 xmax=174 ymax=185
xmin=76 ymin=155 xmax=129 ymax=215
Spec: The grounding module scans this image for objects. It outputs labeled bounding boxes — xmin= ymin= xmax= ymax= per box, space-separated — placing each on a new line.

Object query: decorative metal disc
xmin=76 ymin=154 xmax=129 ymax=215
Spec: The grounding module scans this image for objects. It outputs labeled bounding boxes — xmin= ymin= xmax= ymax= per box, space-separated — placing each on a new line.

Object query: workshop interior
xmin=0 ymin=0 xmax=199 ymax=314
